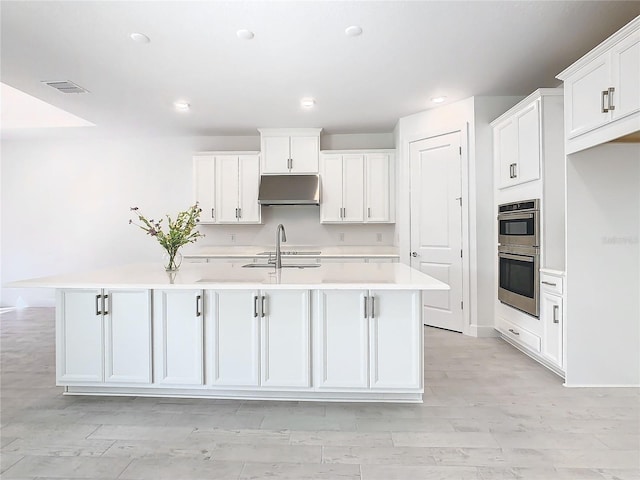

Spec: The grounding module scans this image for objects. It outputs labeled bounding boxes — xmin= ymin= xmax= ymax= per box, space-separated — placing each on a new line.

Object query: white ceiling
xmin=2 ymin=1 xmax=639 ymax=137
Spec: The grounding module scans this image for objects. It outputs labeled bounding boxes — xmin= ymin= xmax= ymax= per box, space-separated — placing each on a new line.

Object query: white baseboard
xmin=468 ymin=324 xmax=498 ymax=338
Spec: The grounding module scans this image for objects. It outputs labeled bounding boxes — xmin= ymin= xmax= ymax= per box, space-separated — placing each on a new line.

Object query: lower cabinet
xmin=57 ymin=288 xmax=152 ymax=385
xmin=206 ymin=289 xmax=311 ymax=389
xmin=56 ymin=287 xmax=422 ymax=399
xmin=540 ymin=271 xmax=565 ymax=370
xmin=315 ymin=289 xmax=422 ymax=391
xmin=153 ymin=289 xmax=204 ymax=386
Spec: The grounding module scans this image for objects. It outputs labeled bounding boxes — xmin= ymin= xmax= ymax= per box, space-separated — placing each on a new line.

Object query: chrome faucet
xmin=275 ymin=224 xmax=287 ymax=269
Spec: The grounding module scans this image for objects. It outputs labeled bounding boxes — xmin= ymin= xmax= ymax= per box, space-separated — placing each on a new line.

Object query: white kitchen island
xmin=11 ymin=262 xmax=448 ymax=403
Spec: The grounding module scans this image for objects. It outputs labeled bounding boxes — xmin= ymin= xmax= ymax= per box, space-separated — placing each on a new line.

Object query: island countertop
xmin=9 ymin=262 xmax=449 ymax=291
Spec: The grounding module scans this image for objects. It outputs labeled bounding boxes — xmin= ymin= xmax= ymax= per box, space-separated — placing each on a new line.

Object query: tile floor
xmin=1 ymin=307 xmax=638 ymax=479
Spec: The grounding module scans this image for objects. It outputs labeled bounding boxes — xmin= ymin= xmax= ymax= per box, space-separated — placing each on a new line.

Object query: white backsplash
xmin=196 ymin=206 xmax=396 ymax=247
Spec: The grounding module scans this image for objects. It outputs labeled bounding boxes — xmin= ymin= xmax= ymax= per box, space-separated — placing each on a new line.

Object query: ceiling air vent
xmin=42 ymin=80 xmax=89 ymax=94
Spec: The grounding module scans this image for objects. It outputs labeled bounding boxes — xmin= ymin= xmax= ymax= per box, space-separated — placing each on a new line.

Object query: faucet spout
xmin=275 ymin=224 xmax=287 ymax=269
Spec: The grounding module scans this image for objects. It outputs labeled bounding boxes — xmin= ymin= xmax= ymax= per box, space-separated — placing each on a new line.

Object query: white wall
xmin=565 ymin=143 xmax=640 ymax=386
xmin=394 ymin=96 xmax=521 ymax=336
xmin=1 ymin=131 xmax=394 ymax=307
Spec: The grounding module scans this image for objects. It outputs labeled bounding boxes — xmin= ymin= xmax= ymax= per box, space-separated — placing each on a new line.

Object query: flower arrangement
xmin=129 ymin=203 xmax=204 ymax=271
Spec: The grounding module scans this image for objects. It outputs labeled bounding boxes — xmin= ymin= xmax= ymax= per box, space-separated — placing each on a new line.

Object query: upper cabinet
xmin=258 ymin=128 xmax=322 ymax=174
xmin=491 ymin=89 xmax=564 ymax=190
xmin=193 ymin=152 xmax=261 ymax=224
xmin=320 ymin=150 xmax=395 ymax=224
xmin=557 ymin=16 xmax=640 ymax=154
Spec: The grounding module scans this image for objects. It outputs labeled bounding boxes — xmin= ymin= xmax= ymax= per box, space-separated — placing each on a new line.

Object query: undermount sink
xmin=242 ymin=263 xmax=321 ymax=269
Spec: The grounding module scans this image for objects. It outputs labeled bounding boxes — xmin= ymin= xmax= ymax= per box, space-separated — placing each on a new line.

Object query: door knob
xmin=411 ymin=252 xmax=419 ymax=257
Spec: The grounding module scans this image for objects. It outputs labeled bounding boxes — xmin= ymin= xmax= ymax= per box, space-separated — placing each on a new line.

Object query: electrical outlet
xmin=338 ymin=232 xmax=345 ymax=242
xmin=376 ymin=233 xmax=382 ymax=242
xmin=230 ymin=233 xmax=236 ymax=243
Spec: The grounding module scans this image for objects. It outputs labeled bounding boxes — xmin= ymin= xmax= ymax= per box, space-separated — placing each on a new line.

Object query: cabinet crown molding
xmin=258 ymin=128 xmax=322 ymax=136
xmin=556 ymin=15 xmax=640 ymax=80
xmin=490 ymin=88 xmax=563 ymax=127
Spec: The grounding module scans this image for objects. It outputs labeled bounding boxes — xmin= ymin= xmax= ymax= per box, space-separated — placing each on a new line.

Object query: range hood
xmin=258 ymin=174 xmax=320 ymax=206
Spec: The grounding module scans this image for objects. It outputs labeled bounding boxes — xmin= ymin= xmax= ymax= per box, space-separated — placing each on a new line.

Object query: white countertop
xmin=184 ymin=245 xmax=400 ymax=258
xmin=9 ymin=262 xmax=448 ymax=291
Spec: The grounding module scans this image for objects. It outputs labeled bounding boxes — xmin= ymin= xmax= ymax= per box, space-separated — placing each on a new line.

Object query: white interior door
xmin=409 ymin=131 xmax=464 ymax=332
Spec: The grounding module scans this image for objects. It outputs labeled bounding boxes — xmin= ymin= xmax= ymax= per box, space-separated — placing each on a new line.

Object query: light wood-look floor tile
xmin=1 ymin=307 xmax=638 ymax=480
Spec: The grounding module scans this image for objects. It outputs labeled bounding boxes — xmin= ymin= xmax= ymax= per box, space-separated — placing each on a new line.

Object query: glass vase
xmin=163 ymin=250 xmax=183 ymax=272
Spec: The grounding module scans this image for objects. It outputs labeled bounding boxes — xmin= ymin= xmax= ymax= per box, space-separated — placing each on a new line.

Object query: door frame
xmin=404 ymin=124 xmax=471 ymax=336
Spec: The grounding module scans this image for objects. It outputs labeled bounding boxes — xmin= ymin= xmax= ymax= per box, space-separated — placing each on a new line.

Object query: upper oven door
xmin=498 ymin=210 xmax=539 ymax=247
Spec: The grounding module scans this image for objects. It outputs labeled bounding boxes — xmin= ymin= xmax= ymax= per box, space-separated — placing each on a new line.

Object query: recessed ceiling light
xmin=300 ymin=97 xmax=316 ymax=108
xmin=173 ymin=101 xmax=190 ymax=112
xmin=431 ymin=96 xmax=447 ymax=104
xmin=236 ymin=29 xmax=255 ymax=40
xmin=345 ymin=25 xmax=363 ymax=37
xmin=130 ymin=32 xmax=150 ymax=43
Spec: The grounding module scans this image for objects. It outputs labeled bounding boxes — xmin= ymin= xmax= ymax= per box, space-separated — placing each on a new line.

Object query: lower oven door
xmin=498 ymin=246 xmax=539 ymax=317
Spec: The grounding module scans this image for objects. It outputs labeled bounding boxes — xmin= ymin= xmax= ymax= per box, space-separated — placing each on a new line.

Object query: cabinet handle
xmin=102 ymin=294 xmax=109 ymax=315
xmin=541 ymin=281 xmax=557 ymax=286
xmin=601 ymin=90 xmax=609 ymax=113
xmin=512 ymin=163 xmax=517 ymax=178
xmin=196 ymin=295 xmax=202 ymax=317
xmin=342 ymin=207 xmax=346 ymax=218
xmin=368 ymin=207 xmax=371 ymax=218
xmin=339 ymin=207 xmax=343 ymax=219
xmin=211 ymin=208 xmax=215 ymax=219
xmin=261 ymin=295 xmax=266 ymax=318
xmin=553 ymin=305 xmax=559 ymax=324
xmin=95 ymin=294 xmax=102 ymax=316
xmin=608 ymin=87 xmax=615 ymax=111
xmin=508 ymin=328 xmax=520 ymax=336
xmin=370 ymin=296 xmax=375 ymax=319
xmin=363 ymin=295 xmax=368 ymax=318
xmin=253 ymin=295 xmax=259 ymax=318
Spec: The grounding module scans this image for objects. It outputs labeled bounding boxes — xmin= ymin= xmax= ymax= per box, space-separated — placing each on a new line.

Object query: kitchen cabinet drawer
xmin=497 ymin=317 xmax=541 ymax=353
xmin=540 ymin=272 xmax=563 ymax=295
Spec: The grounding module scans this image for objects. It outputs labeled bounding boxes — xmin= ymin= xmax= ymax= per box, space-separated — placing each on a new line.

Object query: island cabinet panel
xmin=56 ymin=289 xmax=152 ymax=385
xmin=315 ymin=290 xmax=370 ymax=389
xmin=104 ymin=290 xmax=152 ymax=384
xmin=57 ymin=289 xmax=104 ymax=383
xmin=260 ymin=290 xmax=311 ymax=388
xmin=369 ymin=290 xmax=421 ymax=389
xmin=153 ymin=289 xmax=204 ymax=386
xmin=205 ymin=290 xmax=260 ymax=387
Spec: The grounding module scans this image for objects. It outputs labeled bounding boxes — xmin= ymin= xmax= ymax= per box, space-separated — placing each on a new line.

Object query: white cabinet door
xmin=215 ymin=155 xmax=240 ymax=223
xmin=238 ymin=154 xmax=261 ymax=223
xmin=290 ymin=135 xmax=319 ymax=173
xmin=365 ymin=153 xmax=391 ymax=222
xmin=495 ymin=118 xmax=518 ymax=189
xmin=262 ymin=136 xmax=291 ymax=173
xmin=369 ymin=290 xmax=421 ymax=389
xmin=56 ymin=289 xmax=104 ymax=383
xmin=541 ymin=292 xmax=563 ymax=369
xmin=320 ymin=154 xmax=344 ymax=223
xmin=315 ymin=290 xmax=369 ymax=389
xmin=611 ymin=30 xmax=640 ymax=121
xmin=104 ymin=289 xmax=152 ymax=384
xmin=193 ymin=155 xmax=216 ymax=223
xmin=565 ymin=55 xmax=611 ymax=139
xmin=261 ymin=290 xmax=311 ymax=388
xmin=207 ymin=290 xmax=260 ymax=386
xmin=342 ymin=154 xmax=365 ymax=222
xmin=153 ymin=289 xmax=204 ymax=385
xmin=515 ymin=101 xmax=541 ymax=185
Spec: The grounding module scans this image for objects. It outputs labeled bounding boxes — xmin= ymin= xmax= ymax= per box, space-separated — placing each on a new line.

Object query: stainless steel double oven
xmin=497 ymin=199 xmax=540 ymax=317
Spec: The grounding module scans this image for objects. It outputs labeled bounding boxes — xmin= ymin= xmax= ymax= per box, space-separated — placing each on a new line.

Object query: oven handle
xmin=498 ymin=212 xmax=535 ymax=220
xmin=498 ymin=252 xmax=534 ymax=263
